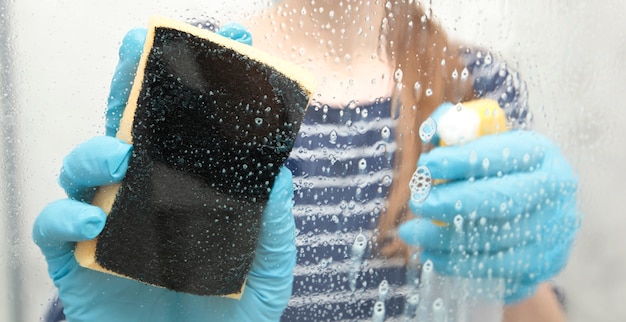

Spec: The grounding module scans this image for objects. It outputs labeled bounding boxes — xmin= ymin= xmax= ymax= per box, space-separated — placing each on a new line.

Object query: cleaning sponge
xmin=74 ymin=16 xmax=316 ymax=298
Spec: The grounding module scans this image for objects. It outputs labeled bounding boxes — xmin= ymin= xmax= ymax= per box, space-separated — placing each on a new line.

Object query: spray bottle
xmin=409 ymin=99 xmax=509 ymax=322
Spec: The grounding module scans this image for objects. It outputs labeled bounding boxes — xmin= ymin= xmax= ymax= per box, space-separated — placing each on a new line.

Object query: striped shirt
xmin=279 ymin=48 xmax=529 ymax=321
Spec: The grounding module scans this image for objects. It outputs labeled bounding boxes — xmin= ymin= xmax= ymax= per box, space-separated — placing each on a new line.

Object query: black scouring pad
xmin=75 ymin=16 xmax=316 ymax=298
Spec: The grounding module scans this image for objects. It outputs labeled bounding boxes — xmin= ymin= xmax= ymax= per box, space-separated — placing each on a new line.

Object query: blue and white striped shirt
xmin=280 ymin=48 xmax=528 ymax=321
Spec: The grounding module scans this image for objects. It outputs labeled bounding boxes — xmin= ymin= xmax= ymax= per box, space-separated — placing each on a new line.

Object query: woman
xmin=248 ymin=1 xmax=574 ymax=320
xmin=36 ymin=0 xmax=577 ymax=321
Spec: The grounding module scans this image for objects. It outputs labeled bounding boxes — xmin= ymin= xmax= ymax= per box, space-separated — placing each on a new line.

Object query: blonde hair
xmin=376 ymin=0 xmax=474 ymax=257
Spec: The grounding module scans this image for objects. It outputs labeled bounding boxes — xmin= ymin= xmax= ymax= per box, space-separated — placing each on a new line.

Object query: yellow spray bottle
xmin=430 ymin=98 xmax=509 ymax=227
xmin=410 ymin=98 xmax=510 ymax=322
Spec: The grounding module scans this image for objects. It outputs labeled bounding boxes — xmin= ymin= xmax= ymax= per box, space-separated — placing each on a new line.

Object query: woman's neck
xmin=243 ymin=0 xmax=395 ymax=107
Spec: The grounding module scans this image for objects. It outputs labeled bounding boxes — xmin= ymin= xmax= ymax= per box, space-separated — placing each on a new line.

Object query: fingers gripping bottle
xmin=410 ymin=99 xmax=509 ymax=322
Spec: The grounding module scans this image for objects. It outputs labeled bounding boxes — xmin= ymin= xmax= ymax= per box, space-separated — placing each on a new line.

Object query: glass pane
xmin=1 ymin=1 xmax=623 ymax=321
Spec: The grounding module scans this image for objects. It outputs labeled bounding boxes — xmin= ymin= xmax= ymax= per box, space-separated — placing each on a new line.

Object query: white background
xmin=1 ymin=1 xmax=624 ymax=321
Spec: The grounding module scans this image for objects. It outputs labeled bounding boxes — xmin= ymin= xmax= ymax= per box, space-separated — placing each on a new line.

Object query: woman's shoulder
xmin=460 ymin=47 xmax=531 ymax=128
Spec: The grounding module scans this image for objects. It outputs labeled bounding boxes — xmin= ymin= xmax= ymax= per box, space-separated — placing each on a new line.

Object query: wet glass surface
xmin=1 ymin=1 xmax=625 ymax=321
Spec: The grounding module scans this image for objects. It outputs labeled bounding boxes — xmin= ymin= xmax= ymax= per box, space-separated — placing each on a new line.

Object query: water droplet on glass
xmin=485 ymin=53 xmax=493 ymax=65
xmin=382 ymin=175 xmax=392 ymax=187
xmin=433 ymin=297 xmax=444 ymax=310
xmin=329 ymin=130 xmax=337 ymax=144
xmin=349 ymin=233 xmax=368 ymax=292
xmin=502 ymin=147 xmax=511 ymax=159
xmin=453 ymin=215 xmax=464 ymax=231
xmin=351 ymin=233 xmax=367 ymax=258
xmin=394 ymin=68 xmax=403 ymax=83
xmin=499 ymin=202 xmax=508 ymax=213
xmin=461 ymin=67 xmax=469 ymax=80
xmin=482 ymin=157 xmax=490 ymax=170
xmin=381 ymin=125 xmax=391 ymax=139
xmin=469 ymin=150 xmax=478 ymax=164
xmin=451 ymin=69 xmax=459 ymax=79
xmin=410 ymin=166 xmax=432 ymax=203
xmin=423 ymin=259 xmax=434 ymax=273
xmin=358 ymin=158 xmax=367 ymax=170
xmin=372 ymin=301 xmax=386 ymax=322
xmin=413 ymin=81 xmax=422 ymax=99
xmin=432 ymin=297 xmax=446 ymax=321
xmin=419 ymin=117 xmax=437 ymax=143
xmin=378 ymin=279 xmax=389 ymax=300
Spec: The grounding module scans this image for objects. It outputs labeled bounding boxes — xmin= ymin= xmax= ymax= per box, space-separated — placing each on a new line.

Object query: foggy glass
xmin=0 ymin=1 xmax=624 ymax=321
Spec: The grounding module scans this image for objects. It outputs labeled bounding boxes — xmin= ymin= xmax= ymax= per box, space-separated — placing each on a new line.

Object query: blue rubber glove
xmin=34 ymin=23 xmax=297 ymax=322
xmin=399 ymin=104 xmax=580 ymax=304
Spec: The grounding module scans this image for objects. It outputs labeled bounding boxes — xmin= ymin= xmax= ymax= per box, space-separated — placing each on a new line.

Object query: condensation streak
xmin=0 ymin=1 xmax=23 ymax=321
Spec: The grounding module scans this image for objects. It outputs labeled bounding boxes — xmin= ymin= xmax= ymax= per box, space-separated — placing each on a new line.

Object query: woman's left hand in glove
xmin=399 ymin=129 xmax=580 ymax=304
